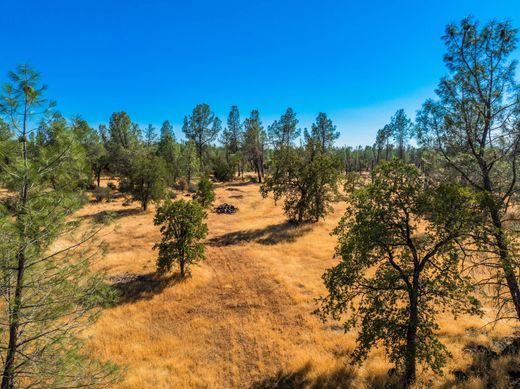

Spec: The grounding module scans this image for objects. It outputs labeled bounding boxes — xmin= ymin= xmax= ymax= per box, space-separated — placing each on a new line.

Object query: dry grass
xmin=72 ymin=177 xmax=519 ymax=388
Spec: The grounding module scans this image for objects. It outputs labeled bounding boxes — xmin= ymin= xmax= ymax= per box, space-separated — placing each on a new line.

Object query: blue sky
xmin=1 ymin=0 xmax=519 ymax=145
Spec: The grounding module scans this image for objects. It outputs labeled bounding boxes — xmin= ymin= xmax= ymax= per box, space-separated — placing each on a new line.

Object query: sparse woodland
xmin=1 ymin=16 xmax=520 ymax=389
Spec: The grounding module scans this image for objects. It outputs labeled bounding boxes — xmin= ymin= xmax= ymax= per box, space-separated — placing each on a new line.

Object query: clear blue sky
xmin=1 ymin=0 xmax=519 ymax=145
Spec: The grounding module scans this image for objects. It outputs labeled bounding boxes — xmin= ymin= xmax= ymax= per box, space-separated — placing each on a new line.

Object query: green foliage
xmin=194 ymin=176 xmax=215 ymax=208
xmin=212 ymin=154 xmax=235 ymax=182
xmin=153 ymin=199 xmax=208 ymax=277
xmin=178 ymin=140 xmax=199 ymax=186
xmin=242 ymin=110 xmax=265 ymax=182
xmin=182 ymin=103 xmax=221 ymax=170
xmin=119 ymin=149 xmax=167 ymax=211
xmin=0 ymin=64 xmax=119 ymax=388
xmin=71 ymin=118 xmax=108 ymax=187
xmin=221 ymin=105 xmax=242 ymax=155
xmin=31 ymin=116 xmax=91 ymax=189
xmin=416 ymin=17 xmax=520 ymax=320
xmin=307 ymin=112 xmax=339 ymax=152
xmin=316 ymin=160 xmax=482 ymax=383
xmin=157 ymin=120 xmax=180 ymax=185
xmin=105 ymin=111 xmax=140 ymax=176
xmin=268 ymin=107 xmax=300 ymax=149
xmin=261 ymin=138 xmax=340 ymax=223
xmin=389 ymin=109 xmax=414 ymax=160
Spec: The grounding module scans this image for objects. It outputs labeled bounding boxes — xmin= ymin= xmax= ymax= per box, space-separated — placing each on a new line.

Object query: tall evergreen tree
xmin=416 ymin=18 xmax=520 ymax=320
xmin=182 ymin=104 xmax=221 ymax=171
xmin=268 ymin=108 xmax=300 ymax=149
xmin=106 ymin=111 xmax=139 ymax=175
xmin=242 ymin=110 xmax=265 ymax=183
xmin=221 ymin=105 xmax=242 ymax=156
xmin=390 ymin=109 xmax=413 ymax=160
xmin=144 ymin=123 xmax=156 ymax=147
xmin=157 ymin=120 xmax=180 ymax=185
xmin=0 ymin=65 xmax=118 ymax=388
xmin=308 ymin=112 xmax=339 ymax=152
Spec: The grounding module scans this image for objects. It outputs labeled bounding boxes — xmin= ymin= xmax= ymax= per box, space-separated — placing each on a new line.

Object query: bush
xmin=194 ymin=176 xmax=215 ymax=208
xmin=212 ymin=158 xmax=234 ymax=182
xmin=93 ymin=187 xmax=112 ymax=203
xmin=107 ymin=181 xmax=117 ymax=190
xmin=174 ymin=178 xmax=188 ymax=191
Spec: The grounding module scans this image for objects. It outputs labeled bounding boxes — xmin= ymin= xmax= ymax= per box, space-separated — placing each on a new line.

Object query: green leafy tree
xmin=316 ymin=160 xmax=482 ymax=385
xmin=0 ymin=64 xmax=118 ymax=388
xmin=261 ymin=137 xmax=340 ymax=223
xmin=182 ymin=104 xmax=221 ymax=171
xmin=153 ymin=199 xmax=208 ymax=277
xmin=416 ymin=18 xmax=520 ymax=321
xmin=120 ymin=150 xmax=167 ymax=211
xmin=194 ymin=176 xmax=215 ymax=208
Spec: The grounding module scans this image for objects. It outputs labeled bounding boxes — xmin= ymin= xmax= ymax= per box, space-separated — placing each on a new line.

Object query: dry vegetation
xmin=74 ymin=178 xmax=519 ymax=388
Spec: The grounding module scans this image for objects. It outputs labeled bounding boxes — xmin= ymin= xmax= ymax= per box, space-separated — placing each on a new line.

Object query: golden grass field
xmin=75 ymin=178 xmax=519 ymax=388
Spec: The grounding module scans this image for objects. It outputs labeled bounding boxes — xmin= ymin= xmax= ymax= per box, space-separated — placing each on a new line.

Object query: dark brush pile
xmin=215 ymin=203 xmax=239 ymax=214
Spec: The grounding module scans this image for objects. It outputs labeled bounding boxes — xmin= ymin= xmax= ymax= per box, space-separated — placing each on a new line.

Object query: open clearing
xmin=79 ymin=178 xmax=514 ymax=388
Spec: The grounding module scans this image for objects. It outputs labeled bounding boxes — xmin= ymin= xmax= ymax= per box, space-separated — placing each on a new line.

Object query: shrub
xmin=194 ymin=176 xmax=215 ymax=208
xmin=212 ymin=157 xmax=234 ymax=182
xmin=93 ymin=187 xmax=112 ymax=203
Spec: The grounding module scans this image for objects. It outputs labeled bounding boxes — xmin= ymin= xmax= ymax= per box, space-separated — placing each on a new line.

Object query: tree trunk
xmin=142 ymin=193 xmax=148 ymax=211
xmin=96 ymin=169 xmax=101 ymax=187
xmin=2 ymin=100 xmax=29 ymax=389
xmin=180 ymin=258 xmax=185 ymax=278
xmin=404 ymin=289 xmax=418 ymax=385
xmin=490 ymin=204 xmax=520 ymax=319
xmin=482 ymin=168 xmax=520 ymax=320
xmin=256 ymin=159 xmax=262 ymax=183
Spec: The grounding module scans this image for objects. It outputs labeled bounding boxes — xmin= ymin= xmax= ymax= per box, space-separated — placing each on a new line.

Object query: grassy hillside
xmin=76 ymin=178 xmax=516 ymax=388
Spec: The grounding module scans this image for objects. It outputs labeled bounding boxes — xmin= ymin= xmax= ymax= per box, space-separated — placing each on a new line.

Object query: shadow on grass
xmin=250 ymin=363 xmax=358 ymax=389
xmin=80 ymin=208 xmax=143 ymax=224
xmin=111 ymin=272 xmax=185 ymax=305
xmin=251 ymin=363 xmax=407 ymax=389
xmin=225 ymin=180 xmax=257 ymax=188
xmin=209 ymin=222 xmax=314 ymax=246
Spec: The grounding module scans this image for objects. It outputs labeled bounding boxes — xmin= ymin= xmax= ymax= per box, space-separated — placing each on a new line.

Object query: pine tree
xmin=242 ymin=110 xmax=265 ymax=183
xmin=268 ymin=108 xmax=300 ymax=149
xmin=390 ymin=109 xmax=413 ymax=160
xmin=0 ymin=64 xmax=118 ymax=388
xmin=182 ymin=104 xmax=221 ymax=171
xmin=157 ymin=120 xmax=180 ymax=185
xmin=416 ymin=18 xmax=520 ymax=321
xmin=308 ymin=112 xmax=339 ymax=152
